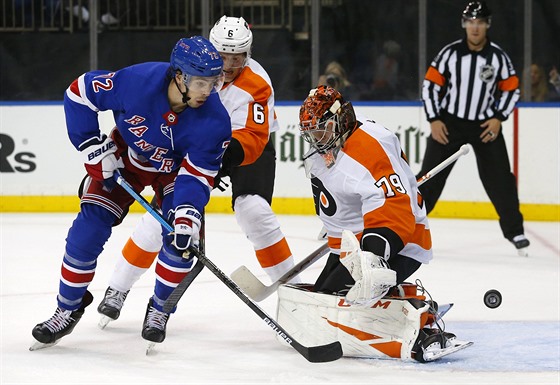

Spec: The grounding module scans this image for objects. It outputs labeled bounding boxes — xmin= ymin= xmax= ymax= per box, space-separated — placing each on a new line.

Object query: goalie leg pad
xmin=277 ymin=284 xmax=430 ymax=360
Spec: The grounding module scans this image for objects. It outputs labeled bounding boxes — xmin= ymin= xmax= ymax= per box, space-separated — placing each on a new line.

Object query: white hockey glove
xmin=339 ymin=230 xmax=396 ymax=307
xmin=172 ymin=205 xmax=202 ymax=251
xmin=80 ymin=134 xmax=124 ymax=189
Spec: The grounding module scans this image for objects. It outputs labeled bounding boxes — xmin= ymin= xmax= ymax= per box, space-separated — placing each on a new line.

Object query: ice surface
xmin=1 ymin=213 xmax=559 ymax=384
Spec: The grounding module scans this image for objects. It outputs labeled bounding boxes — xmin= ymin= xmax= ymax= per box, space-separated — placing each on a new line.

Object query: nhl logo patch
xmin=479 ymin=64 xmax=495 ymax=83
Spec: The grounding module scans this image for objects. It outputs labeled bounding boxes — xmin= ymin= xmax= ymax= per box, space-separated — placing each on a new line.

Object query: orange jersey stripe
xmin=498 ymin=75 xmax=519 ymax=91
xmin=255 ymin=237 xmax=292 ymax=268
xmin=425 ymin=66 xmax=446 ymax=87
xmin=344 ymin=130 xmax=415 ymax=243
xmin=122 ymin=237 xmax=158 ymax=269
xmin=231 ymin=66 xmax=272 ymax=165
xmin=411 ymin=223 xmax=432 ymax=250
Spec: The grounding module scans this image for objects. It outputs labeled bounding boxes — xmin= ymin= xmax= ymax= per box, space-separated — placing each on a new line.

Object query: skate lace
xmin=145 ymin=306 xmax=169 ymax=330
xmin=43 ymin=308 xmax=74 ymax=333
xmin=104 ymin=288 xmax=129 ymax=309
xmin=416 ymin=279 xmax=446 ymax=332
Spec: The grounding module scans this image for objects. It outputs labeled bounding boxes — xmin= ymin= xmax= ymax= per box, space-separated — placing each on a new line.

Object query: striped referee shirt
xmin=422 ymin=38 xmax=520 ymax=122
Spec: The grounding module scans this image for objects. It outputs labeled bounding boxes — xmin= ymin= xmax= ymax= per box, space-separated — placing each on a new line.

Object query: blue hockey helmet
xmin=170 ymin=36 xmax=224 ymax=93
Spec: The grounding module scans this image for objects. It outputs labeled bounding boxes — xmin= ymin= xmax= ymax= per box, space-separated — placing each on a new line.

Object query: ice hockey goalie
xmin=277 ymin=283 xmax=472 ymax=362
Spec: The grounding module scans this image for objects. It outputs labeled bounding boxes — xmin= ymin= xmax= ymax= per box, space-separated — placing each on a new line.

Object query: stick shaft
xmin=231 ymin=144 xmax=471 ymax=301
xmin=113 ymin=172 xmax=342 ymax=362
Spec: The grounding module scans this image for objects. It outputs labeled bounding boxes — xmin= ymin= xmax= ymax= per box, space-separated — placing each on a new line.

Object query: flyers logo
xmin=311 ymin=177 xmax=336 ymax=216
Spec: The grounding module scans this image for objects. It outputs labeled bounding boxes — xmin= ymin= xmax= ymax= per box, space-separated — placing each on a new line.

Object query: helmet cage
xmin=300 ymin=98 xmax=356 ymax=154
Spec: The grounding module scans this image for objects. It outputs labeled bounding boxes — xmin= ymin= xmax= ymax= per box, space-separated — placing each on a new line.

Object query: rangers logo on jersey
xmin=479 ymin=64 xmax=496 ymax=83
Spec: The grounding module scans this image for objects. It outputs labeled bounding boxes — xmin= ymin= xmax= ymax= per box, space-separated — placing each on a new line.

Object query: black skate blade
xmin=29 ymin=340 xmax=59 ymax=351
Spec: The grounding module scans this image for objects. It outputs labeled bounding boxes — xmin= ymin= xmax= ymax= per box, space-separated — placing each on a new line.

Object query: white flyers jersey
xmin=306 ymin=116 xmax=433 ymax=264
xmin=218 ymin=58 xmax=280 ymax=166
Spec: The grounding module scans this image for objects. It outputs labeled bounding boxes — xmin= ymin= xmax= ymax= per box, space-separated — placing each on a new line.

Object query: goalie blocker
xmin=276 ymin=283 xmax=472 ymax=362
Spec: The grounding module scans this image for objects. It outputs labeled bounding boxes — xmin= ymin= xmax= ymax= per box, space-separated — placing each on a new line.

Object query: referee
xmin=416 ymin=1 xmax=530 ymax=256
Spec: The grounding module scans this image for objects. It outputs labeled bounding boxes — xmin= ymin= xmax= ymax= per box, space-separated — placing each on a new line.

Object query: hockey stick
xmin=162 ymin=217 xmax=205 ymax=313
xmin=231 ymin=144 xmax=471 ymax=302
xmin=113 ymin=172 xmax=343 ymax=363
xmin=416 ymin=144 xmax=470 ymax=185
xmin=231 ymin=243 xmax=330 ymax=302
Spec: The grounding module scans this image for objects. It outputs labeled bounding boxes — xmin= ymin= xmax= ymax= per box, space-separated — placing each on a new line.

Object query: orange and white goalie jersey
xmin=305 ymin=117 xmax=432 ymax=264
xmin=219 ymin=58 xmax=280 ymax=166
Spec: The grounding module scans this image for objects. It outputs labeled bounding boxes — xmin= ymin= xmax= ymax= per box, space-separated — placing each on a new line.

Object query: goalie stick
xmin=231 ymin=242 xmax=330 ymax=302
xmin=231 ymin=144 xmax=471 ymax=301
xmin=113 ymin=172 xmax=343 ymax=363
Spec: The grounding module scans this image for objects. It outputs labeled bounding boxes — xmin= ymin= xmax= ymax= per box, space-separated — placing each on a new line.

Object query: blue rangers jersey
xmin=63 ymin=61 xmax=231 ymax=213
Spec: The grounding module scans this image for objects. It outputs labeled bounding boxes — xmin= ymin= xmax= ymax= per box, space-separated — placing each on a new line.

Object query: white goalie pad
xmin=276 ymin=284 xmax=431 ymax=360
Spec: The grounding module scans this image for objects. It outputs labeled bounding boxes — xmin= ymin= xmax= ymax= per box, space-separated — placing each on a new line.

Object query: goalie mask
xmin=299 ymin=86 xmax=357 ymax=166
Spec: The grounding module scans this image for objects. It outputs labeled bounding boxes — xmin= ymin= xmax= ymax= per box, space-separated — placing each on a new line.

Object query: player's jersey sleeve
xmin=174 ymin=98 xmax=232 ymax=213
xmin=343 ymin=129 xmax=415 ymax=254
xmin=64 ymin=69 xmax=130 ymax=150
xmin=491 ymin=43 xmax=520 ymax=121
xmin=220 ymin=60 xmax=279 ymax=166
xmin=421 ymin=41 xmax=457 ymax=122
xmin=341 ymin=122 xmax=432 ymax=262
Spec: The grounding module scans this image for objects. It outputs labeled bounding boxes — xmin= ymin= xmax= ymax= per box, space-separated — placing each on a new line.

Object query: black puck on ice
xmin=484 ymin=289 xmax=502 ymax=309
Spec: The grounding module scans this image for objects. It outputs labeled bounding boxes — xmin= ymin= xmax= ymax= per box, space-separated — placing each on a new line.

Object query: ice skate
xmin=510 ymin=235 xmax=530 ymax=257
xmin=97 ymin=287 xmax=129 ymax=329
xmin=30 ymin=291 xmax=93 ymax=351
xmin=142 ymin=298 xmax=170 ymax=354
xmin=339 ymin=230 xmax=396 ymax=307
xmin=412 ymin=328 xmax=472 ymax=362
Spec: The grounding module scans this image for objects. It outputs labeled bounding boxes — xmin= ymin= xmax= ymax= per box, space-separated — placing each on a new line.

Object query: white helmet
xmin=209 ymin=15 xmax=253 ymax=63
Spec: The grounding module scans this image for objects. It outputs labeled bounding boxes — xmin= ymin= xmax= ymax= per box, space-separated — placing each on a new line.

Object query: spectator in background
xmin=318 ymin=61 xmax=356 ymax=100
xmin=521 ymin=64 xmax=560 ymax=102
xmin=362 ymin=40 xmax=402 ymax=100
xmin=548 ymin=66 xmax=560 ymax=99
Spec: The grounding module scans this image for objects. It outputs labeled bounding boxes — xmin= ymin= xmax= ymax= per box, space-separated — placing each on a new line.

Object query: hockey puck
xmin=484 ymin=289 xmax=502 ymax=309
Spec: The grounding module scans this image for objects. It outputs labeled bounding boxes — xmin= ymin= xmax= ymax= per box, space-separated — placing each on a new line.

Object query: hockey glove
xmin=339 ymin=230 xmax=396 ymax=307
xmin=172 ymin=205 xmax=202 ymax=251
xmin=213 ymin=168 xmax=230 ymax=192
xmin=80 ymin=134 xmax=124 ymax=190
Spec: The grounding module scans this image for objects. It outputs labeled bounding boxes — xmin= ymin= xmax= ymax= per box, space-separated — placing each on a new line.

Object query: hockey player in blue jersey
xmin=30 ymin=36 xmax=231 ymax=350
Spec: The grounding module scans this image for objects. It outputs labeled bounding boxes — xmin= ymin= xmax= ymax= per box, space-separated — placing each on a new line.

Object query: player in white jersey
xmin=96 ymin=16 xmax=298 ymax=327
xmin=276 ymin=86 xmax=472 ymax=362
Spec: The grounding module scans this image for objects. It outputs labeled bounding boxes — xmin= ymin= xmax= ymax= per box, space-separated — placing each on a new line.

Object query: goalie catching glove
xmin=339 ymin=230 xmax=396 ymax=307
xmin=80 ymin=134 xmax=124 ymax=190
xmin=171 ymin=205 xmax=201 ymax=251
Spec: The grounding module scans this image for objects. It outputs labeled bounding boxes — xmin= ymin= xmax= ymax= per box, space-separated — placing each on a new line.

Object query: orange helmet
xmin=299 ymin=85 xmax=357 ymax=154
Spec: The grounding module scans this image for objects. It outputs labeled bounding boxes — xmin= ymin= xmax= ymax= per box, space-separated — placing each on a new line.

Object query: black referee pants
xmin=416 ymin=113 xmax=524 ymax=241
